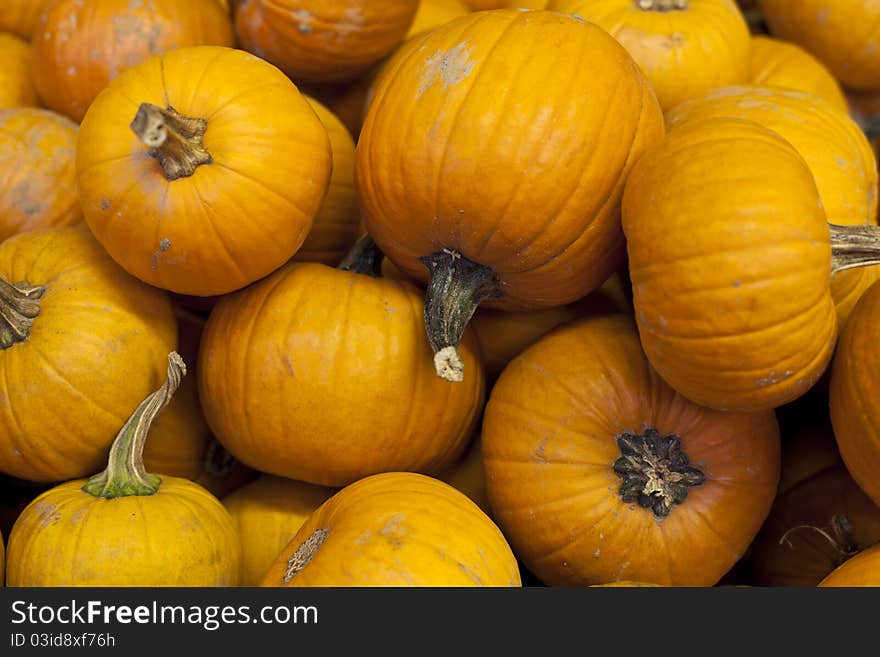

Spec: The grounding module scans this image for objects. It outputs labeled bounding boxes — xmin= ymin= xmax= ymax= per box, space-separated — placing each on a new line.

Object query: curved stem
xmin=777 ymin=515 xmax=858 ymax=566
xmin=830 ymin=223 xmax=880 ymax=273
xmin=130 ymin=103 xmax=213 ymax=181
xmin=0 ymin=277 xmax=45 ymax=350
xmin=419 ymin=249 xmax=501 ymax=383
xmin=637 ymin=0 xmax=688 ymax=11
xmin=337 ymin=234 xmax=384 ymax=277
xmin=83 ymin=352 xmax=186 ymax=499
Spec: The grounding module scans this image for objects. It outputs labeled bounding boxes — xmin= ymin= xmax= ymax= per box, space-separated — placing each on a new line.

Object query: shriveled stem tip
xmin=337 ymin=234 xmax=385 ymax=277
xmin=0 ymin=277 xmax=45 ymax=350
xmin=434 ymin=346 xmax=464 ymax=383
xmin=130 ymin=103 xmax=212 ymax=181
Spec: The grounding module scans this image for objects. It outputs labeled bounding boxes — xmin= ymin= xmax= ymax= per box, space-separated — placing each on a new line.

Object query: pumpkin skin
xmin=623 ymin=117 xmax=837 ymax=413
xmin=666 ymin=85 xmax=879 ymax=331
xmin=548 ymin=0 xmax=750 ymax=112
xmin=76 ymin=46 xmax=333 ymax=297
xmin=0 ymin=225 xmax=177 ymax=483
xmin=0 ymin=34 xmax=37 ymax=109
xmin=482 ymin=314 xmax=781 ymax=586
xmin=223 ymin=475 xmax=336 ymax=586
xmin=233 ymin=0 xmax=419 ymax=84
xmin=0 ymin=108 xmax=81 ymax=241
xmin=0 ymin=0 xmax=53 ymax=39
xmin=260 ymin=472 xmax=522 ymax=587
xmin=358 ymin=9 xmax=664 ymax=312
xmin=198 ymin=257 xmax=485 ymax=487
xmin=409 ymin=0 xmax=469 ymax=39
xmin=437 ymin=435 xmax=490 ymax=515
xmin=757 ymin=0 xmax=880 ymax=92
xmin=748 ymin=36 xmax=848 ymax=111
xmin=818 ymin=542 xmax=880 ymax=586
xmin=31 ymin=0 xmax=234 ymax=123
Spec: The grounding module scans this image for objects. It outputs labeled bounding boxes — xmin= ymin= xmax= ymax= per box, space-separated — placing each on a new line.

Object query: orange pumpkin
xmin=0 ymin=108 xmax=81 ymax=241
xmin=818 ymin=542 xmax=880 ymax=586
xmin=0 ymin=1 xmax=54 ymax=39
xmin=751 ymin=465 xmax=880 ymax=586
xmin=666 ymin=85 xmax=879 ymax=331
xmin=76 ymin=46 xmax=333 ymax=297
xmin=437 ymin=434 xmax=490 ymax=515
xmin=31 ymin=0 xmax=234 ymax=123
xmin=482 ymin=314 xmax=780 ymax=586
xmin=0 ymin=225 xmax=177 ymax=483
xmin=357 ymin=9 xmax=664 ymax=381
xmin=233 ymin=0 xmax=419 ymax=84
xmin=463 ymin=0 xmax=509 ymax=7
xmin=548 ymin=0 xmax=751 ymax=112
xmin=198 ymin=236 xmax=485 ymax=487
xmin=409 ymin=0 xmax=470 ymax=39
xmin=748 ymin=36 xmax=848 ymax=111
xmin=0 ymin=34 xmax=37 ymax=109
xmin=223 ymin=475 xmax=337 ymax=586
xmin=758 ymin=0 xmax=880 ymax=92
xmin=260 ymin=472 xmax=522 ymax=586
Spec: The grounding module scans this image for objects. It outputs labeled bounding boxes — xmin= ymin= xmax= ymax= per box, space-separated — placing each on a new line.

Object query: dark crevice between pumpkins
xmin=130 ymin=104 xmax=212 ymax=181
xmin=778 ymin=514 xmax=859 ymax=569
xmin=0 ymin=276 xmax=45 ymax=350
xmin=613 ymin=427 xmax=706 ymax=519
xmin=420 ymin=250 xmax=502 ymax=383
xmin=82 ymin=352 xmax=185 ymax=499
xmin=283 ymin=527 xmax=329 ymax=583
xmin=337 ymin=234 xmax=384 ymax=277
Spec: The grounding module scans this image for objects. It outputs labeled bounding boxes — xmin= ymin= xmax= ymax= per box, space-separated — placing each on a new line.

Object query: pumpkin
xmin=5 ymin=353 xmax=241 ymax=586
xmin=198 ymin=235 xmax=485 ymax=487
xmin=260 ymin=472 xmax=521 ymax=586
xmin=0 ymin=108 xmax=81 ymax=241
xmin=294 ymin=97 xmax=360 ymax=265
xmin=778 ymin=426 xmax=842 ymax=495
xmin=463 ymin=0 xmax=509 ymax=8
xmin=757 ymin=0 xmax=880 ymax=92
xmin=548 ymin=0 xmax=751 ymax=112
xmin=409 ymin=0 xmax=470 ymax=39
xmin=482 ymin=313 xmax=780 ymax=586
xmin=437 ymin=434 xmax=490 ymax=515
xmin=0 ymin=0 xmax=54 ymax=40
xmin=357 ymin=9 xmax=664 ymax=381
xmin=622 ymin=116 xmax=880 ymax=413
xmin=830 ymin=279 xmax=880 ymax=508
xmin=233 ymin=0 xmax=419 ymax=84
xmin=31 ymin=0 xmax=234 ymax=123
xmin=666 ymin=85 xmax=879 ymax=331
xmin=76 ymin=45 xmax=333 ymax=297
xmin=1 ymin=527 xmax=4 ymax=585
xmin=590 ymin=581 xmax=661 ymax=587
xmin=751 ymin=465 xmax=880 ymax=586
xmin=748 ymin=36 xmax=848 ymax=111
xmin=0 ymin=225 xmax=177 ymax=483
xmin=0 ymin=34 xmax=37 ymax=109
xmin=299 ymin=78 xmax=374 ymax=140
xmin=223 ymin=475 xmax=337 ymax=586
xmin=818 ymin=542 xmax=880 ymax=586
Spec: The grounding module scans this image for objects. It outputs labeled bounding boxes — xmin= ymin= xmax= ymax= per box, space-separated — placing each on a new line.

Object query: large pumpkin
xmin=0 ymin=34 xmax=38 ymax=109
xmin=818 ymin=542 xmax=880 ymax=586
xmin=357 ymin=9 xmax=664 ymax=381
xmin=757 ymin=0 xmax=880 ymax=92
xmin=409 ymin=0 xmax=470 ymax=39
xmin=482 ymin=314 xmax=780 ymax=586
xmin=260 ymin=472 xmax=522 ymax=586
xmin=31 ymin=0 xmax=234 ymax=123
xmin=5 ymin=353 xmax=241 ymax=586
xmin=198 ymin=236 xmax=485 ymax=487
xmin=233 ymin=0 xmax=419 ymax=84
xmin=666 ymin=85 xmax=879 ymax=330
xmin=0 ymin=225 xmax=177 ymax=482
xmin=0 ymin=108 xmax=81 ymax=241
xmin=0 ymin=0 xmax=54 ymax=40
xmin=76 ymin=46 xmax=333 ymax=297
xmin=548 ymin=0 xmax=751 ymax=112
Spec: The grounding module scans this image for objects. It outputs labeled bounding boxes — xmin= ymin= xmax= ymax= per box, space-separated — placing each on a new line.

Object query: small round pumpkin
xmin=0 ymin=1 xmax=54 ymax=39
xmin=233 ymin=0 xmax=419 ymax=84
xmin=31 ymin=0 xmax=234 ymax=123
xmin=198 ymin=236 xmax=485 ymax=487
xmin=818 ymin=542 xmax=880 ymax=586
xmin=260 ymin=472 xmax=522 ymax=587
xmin=0 ymin=108 xmax=81 ymax=241
xmin=76 ymin=46 xmax=332 ymax=297
xmin=358 ymin=9 xmax=664 ymax=381
xmin=408 ymin=0 xmax=469 ymax=39
xmin=482 ymin=313 xmax=780 ymax=586
xmin=223 ymin=475 xmax=337 ymax=586
xmin=548 ymin=0 xmax=751 ymax=112
xmin=0 ymin=34 xmax=37 ymax=109
xmin=0 ymin=225 xmax=178 ymax=483
xmin=666 ymin=85 xmax=879 ymax=330
xmin=5 ymin=353 xmax=241 ymax=586
xmin=748 ymin=35 xmax=848 ymax=111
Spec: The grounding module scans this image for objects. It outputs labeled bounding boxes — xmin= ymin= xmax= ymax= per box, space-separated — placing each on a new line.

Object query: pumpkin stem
xmin=613 ymin=427 xmax=706 ymax=519
xmin=637 ymin=0 xmax=689 ymax=11
xmin=283 ymin=527 xmax=329 ymax=583
xmin=83 ymin=352 xmax=186 ymax=499
xmin=130 ymin=103 xmax=213 ymax=181
xmin=337 ymin=234 xmax=384 ymax=277
xmin=420 ymin=249 xmax=501 ymax=382
xmin=830 ymin=223 xmax=880 ymax=273
xmin=778 ymin=514 xmax=859 ymax=566
xmin=0 ymin=276 xmax=45 ymax=350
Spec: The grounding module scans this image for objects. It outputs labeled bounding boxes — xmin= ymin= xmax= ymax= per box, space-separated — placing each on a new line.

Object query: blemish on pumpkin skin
xmin=33 ymin=501 xmax=61 ymax=529
xmin=100 ymin=197 xmax=111 ymax=211
xmin=281 ymin=354 xmax=295 ymax=376
xmin=418 ymin=42 xmax=477 ymax=97
xmin=379 ymin=513 xmax=407 ymax=549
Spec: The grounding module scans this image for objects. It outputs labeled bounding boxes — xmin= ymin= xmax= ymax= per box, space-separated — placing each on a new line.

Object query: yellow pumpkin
xmin=408 ymin=0 xmax=470 ymax=39
xmin=0 ymin=34 xmax=37 ymax=109
xmin=0 ymin=1 xmax=54 ymax=39
xmin=437 ymin=435 xmax=490 ymax=515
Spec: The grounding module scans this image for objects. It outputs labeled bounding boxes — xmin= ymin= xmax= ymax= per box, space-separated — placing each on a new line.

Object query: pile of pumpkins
xmin=1 ymin=0 xmax=880 ymax=588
